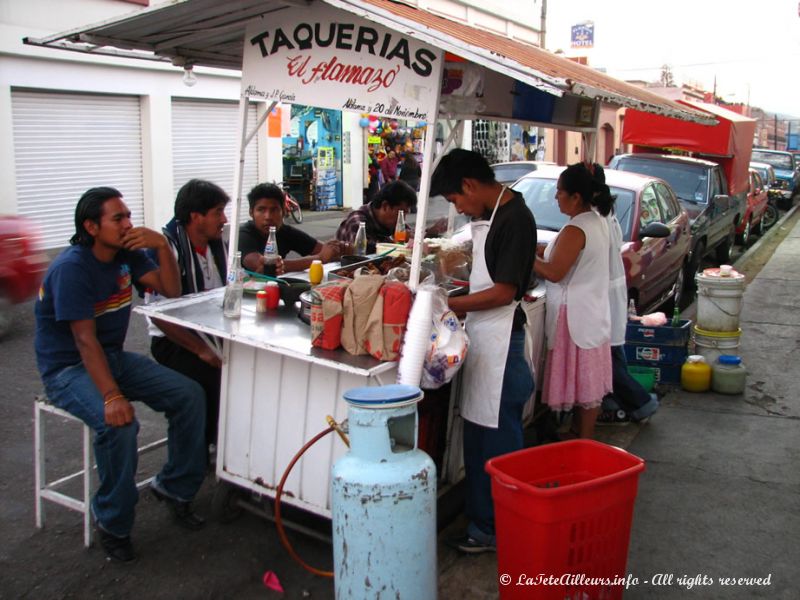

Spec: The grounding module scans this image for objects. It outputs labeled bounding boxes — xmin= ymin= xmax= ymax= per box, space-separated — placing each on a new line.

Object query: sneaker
xmin=596 ymin=409 xmax=631 ymax=426
xmin=446 ymin=534 xmax=496 ymax=555
xmin=96 ymin=524 xmax=135 ymax=563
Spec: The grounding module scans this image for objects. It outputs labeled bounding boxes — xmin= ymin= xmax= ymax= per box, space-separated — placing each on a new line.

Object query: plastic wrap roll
xmin=398 ymin=289 xmax=434 ymax=385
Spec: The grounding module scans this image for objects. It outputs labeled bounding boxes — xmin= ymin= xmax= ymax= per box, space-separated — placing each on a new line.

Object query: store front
xmin=282 ymin=105 xmax=343 ymax=210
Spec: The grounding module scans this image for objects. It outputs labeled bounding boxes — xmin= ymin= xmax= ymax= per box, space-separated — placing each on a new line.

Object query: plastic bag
xmin=420 ymin=288 xmax=469 ymax=389
xmin=385 ymin=265 xmax=436 ymax=287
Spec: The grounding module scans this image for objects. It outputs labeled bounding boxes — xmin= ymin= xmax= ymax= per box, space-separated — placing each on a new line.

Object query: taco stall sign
xmin=242 ymin=5 xmax=443 ymax=120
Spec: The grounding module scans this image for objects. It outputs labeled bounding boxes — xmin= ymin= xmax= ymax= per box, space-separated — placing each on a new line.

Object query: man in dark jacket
xmin=145 ymin=179 xmax=229 ymax=458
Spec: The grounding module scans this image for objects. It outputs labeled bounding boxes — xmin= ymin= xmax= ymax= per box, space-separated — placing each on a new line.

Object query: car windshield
xmin=492 ymin=164 xmax=537 ymax=184
xmin=512 ymin=177 xmax=636 ymax=241
xmin=751 ymin=151 xmax=793 ymax=170
xmin=614 ymin=158 xmax=708 ymax=204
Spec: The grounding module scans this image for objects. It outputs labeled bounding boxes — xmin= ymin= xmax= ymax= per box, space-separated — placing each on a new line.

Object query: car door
xmin=750 ymin=171 xmax=768 ymax=225
xmin=634 ymin=183 xmax=668 ymax=308
xmin=654 ymin=182 xmax=690 ymax=291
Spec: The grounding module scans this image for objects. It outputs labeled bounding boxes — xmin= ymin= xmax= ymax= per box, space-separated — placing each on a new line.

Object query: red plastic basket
xmin=486 ymin=440 xmax=645 ymax=600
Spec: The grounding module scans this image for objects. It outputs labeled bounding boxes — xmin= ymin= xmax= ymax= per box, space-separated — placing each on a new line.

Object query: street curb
xmin=732 ymin=203 xmax=799 ymax=268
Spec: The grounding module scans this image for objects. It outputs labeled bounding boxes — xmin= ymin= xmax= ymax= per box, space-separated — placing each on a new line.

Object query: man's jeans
xmin=463 ymin=331 xmax=535 ymax=542
xmin=42 ymin=351 xmax=206 ymax=538
xmin=608 ymin=345 xmax=659 ymax=421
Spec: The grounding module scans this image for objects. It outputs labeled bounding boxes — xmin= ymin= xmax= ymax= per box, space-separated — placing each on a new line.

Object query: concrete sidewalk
xmin=438 ymin=211 xmax=800 ymax=599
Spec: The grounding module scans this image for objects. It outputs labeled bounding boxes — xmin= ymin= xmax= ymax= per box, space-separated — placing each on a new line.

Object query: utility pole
xmin=774 ymin=114 xmax=778 ymax=150
xmin=537 ymin=0 xmax=547 ymax=160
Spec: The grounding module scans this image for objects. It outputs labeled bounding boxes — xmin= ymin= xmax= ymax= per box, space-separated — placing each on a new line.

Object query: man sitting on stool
xmin=145 ymin=179 xmax=229 ymax=461
xmin=34 ymin=187 xmax=207 ymax=562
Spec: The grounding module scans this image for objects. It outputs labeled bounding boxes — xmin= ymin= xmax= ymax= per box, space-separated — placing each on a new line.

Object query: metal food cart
xmin=27 ymin=0 xmax=714 ymax=520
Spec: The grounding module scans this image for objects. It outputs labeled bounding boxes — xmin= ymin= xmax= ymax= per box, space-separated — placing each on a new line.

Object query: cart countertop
xmin=134 ymin=287 xmax=396 ymax=377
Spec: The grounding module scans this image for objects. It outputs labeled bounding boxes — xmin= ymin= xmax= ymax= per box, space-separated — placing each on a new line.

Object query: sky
xmin=543 ymin=0 xmax=800 ymax=117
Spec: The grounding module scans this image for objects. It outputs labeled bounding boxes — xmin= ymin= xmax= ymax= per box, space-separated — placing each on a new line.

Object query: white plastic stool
xmin=34 ymin=395 xmax=167 ymax=547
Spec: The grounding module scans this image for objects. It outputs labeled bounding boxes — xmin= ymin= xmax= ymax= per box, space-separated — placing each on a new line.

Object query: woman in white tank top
xmin=534 ymin=163 xmax=615 ymax=439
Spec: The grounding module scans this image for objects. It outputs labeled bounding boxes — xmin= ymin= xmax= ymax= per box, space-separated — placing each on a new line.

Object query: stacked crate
xmin=624 ymin=319 xmax=692 ymax=385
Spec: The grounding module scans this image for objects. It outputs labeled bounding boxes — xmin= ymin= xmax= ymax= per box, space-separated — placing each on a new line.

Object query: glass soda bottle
xmin=394 ymin=210 xmax=407 ymax=244
xmin=223 ymin=251 xmax=244 ymax=318
xmin=354 ymin=221 xmax=368 ymax=256
xmin=263 ymin=226 xmax=280 ymax=275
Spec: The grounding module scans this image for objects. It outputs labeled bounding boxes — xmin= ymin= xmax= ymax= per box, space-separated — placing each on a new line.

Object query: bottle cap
xmin=256 ymin=290 xmax=268 ymax=298
xmin=266 ymin=281 xmax=279 ymax=287
xmin=312 ymin=259 xmax=322 ymax=265
xmin=718 ymin=355 xmax=742 ymax=365
xmin=686 ymin=355 xmax=706 ymax=363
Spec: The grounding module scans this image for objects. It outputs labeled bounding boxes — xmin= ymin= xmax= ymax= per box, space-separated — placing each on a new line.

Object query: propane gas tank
xmin=332 ymin=384 xmax=436 ymax=600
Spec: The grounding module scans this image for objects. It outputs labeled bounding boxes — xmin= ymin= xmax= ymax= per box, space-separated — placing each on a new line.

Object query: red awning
xmin=622 ymin=100 xmax=756 ymax=194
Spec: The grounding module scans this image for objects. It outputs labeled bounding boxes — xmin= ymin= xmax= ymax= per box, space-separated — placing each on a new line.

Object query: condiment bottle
xmin=223 ymin=251 xmax=244 ymax=318
xmin=711 ymin=355 xmax=747 ymax=395
xmin=354 ymin=221 xmax=368 ymax=256
xmin=681 ymin=354 xmax=711 ymax=392
xmin=309 ymin=260 xmax=324 ymax=285
xmin=256 ymin=290 xmax=268 ymax=313
xmin=265 ymin=281 xmax=280 ymax=310
xmin=394 ymin=210 xmax=407 ymax=244
xmin=263 ymin=226 xmax=280 ymax=276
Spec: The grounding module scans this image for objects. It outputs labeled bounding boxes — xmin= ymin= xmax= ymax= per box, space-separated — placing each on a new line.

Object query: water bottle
xmin=263 ymin=226 xmax=280 ymax=276
xmin=354 ymin=221 xmax=367 ymax=256
xmin=627 ymin=298 xmax=637 ymax=320
xmin=223 ymin=251 xmax=244 ymax=318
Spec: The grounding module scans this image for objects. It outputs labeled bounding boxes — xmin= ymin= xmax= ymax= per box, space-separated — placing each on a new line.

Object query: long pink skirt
xmin=543 ymin=305 xmax=612 ymax=412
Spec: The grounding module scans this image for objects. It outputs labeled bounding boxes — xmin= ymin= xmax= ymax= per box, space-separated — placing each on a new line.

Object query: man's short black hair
xmin=174 ymin=179 xmax=230 ymax=224
xmin=70 ymin=187 xmax=122 ymax=246
xmin=430 ymin=149 xmax=495 ymax=197
xmin=247 ymin=183 xmax=284 ymax=211
xmin=370 ymin=180 xmax=417 ymax=210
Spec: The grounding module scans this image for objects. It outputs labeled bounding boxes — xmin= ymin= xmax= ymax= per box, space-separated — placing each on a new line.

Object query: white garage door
xmin=172 ymin=99 xmax=260 ymax=224
xmin=11 ymin=90 xmax=144 ymax=250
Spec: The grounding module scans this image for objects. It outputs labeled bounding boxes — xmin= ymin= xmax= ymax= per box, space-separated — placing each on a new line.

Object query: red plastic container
xmin=486 ymin=440 xmax=645 ymax=600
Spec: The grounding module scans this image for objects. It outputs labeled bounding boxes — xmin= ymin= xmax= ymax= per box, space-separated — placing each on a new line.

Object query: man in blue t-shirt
xmin=35 ymin=187 xmax=207 ymax=562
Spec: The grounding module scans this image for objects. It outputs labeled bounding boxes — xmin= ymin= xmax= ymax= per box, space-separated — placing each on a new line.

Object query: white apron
xmin=460 ymin=188 xmax=524 ymax=428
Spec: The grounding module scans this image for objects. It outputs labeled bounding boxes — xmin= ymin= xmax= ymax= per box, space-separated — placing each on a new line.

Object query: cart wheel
xmin=211 ymin=481 xmax=245 ymax=523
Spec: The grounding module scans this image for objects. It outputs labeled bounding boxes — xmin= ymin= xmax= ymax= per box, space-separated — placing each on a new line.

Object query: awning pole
xmin=409 ymin=63 xmax=444 ymax=292
xmin=227 ymin=94 xmax=250 ymax=263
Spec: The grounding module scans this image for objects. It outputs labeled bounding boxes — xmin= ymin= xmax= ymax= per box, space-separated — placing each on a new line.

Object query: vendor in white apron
xmin=430 ymin=150 xmax=537 ymax=553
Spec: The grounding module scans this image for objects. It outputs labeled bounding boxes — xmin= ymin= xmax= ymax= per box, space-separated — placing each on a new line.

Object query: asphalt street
xmin=0 ymin=201 xmax=781 ymax=600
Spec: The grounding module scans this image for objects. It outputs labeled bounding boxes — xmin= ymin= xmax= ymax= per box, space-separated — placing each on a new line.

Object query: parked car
xmin=512 ymin=166 xmax=692 ymax=313
xmin=0 ymin=216 xmax=49 ymax=337
xmin=750 ymin=161 xmax=777 ymax=188
xmin=490 ymin=160 xmax=556 ymax=185
xmin=750 ymin=149 xmax=800 ymax=208
xmin=736 ymin=169 xmax=769 ymax=245
xmin=608 ymin=154 xmax=741 ymax=282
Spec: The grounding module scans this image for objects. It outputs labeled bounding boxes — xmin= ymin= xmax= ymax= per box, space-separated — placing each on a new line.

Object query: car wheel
xmin=685 ymin=241 xmax=705 ymax=293
xmin=735 ymin=218 xmax=750 ymax=246
xmin=0 ymin=294 xmax=11 ymax=339
xmin=762 ymin=205 xmax=778 ymax=230
xmin=715 ymin=229 xmax=735 ymax=263
xmin=753 ymin=215 xmax=763 ymax=236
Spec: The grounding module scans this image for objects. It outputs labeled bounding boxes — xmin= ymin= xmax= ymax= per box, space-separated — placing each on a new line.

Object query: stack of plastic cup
xmin=398 ymin=289 xmax=434 ymax=386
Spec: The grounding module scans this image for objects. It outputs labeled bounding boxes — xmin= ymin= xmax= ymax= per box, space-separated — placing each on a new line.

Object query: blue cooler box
xmin=624 ymin=319 xmax=691 ymax=385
